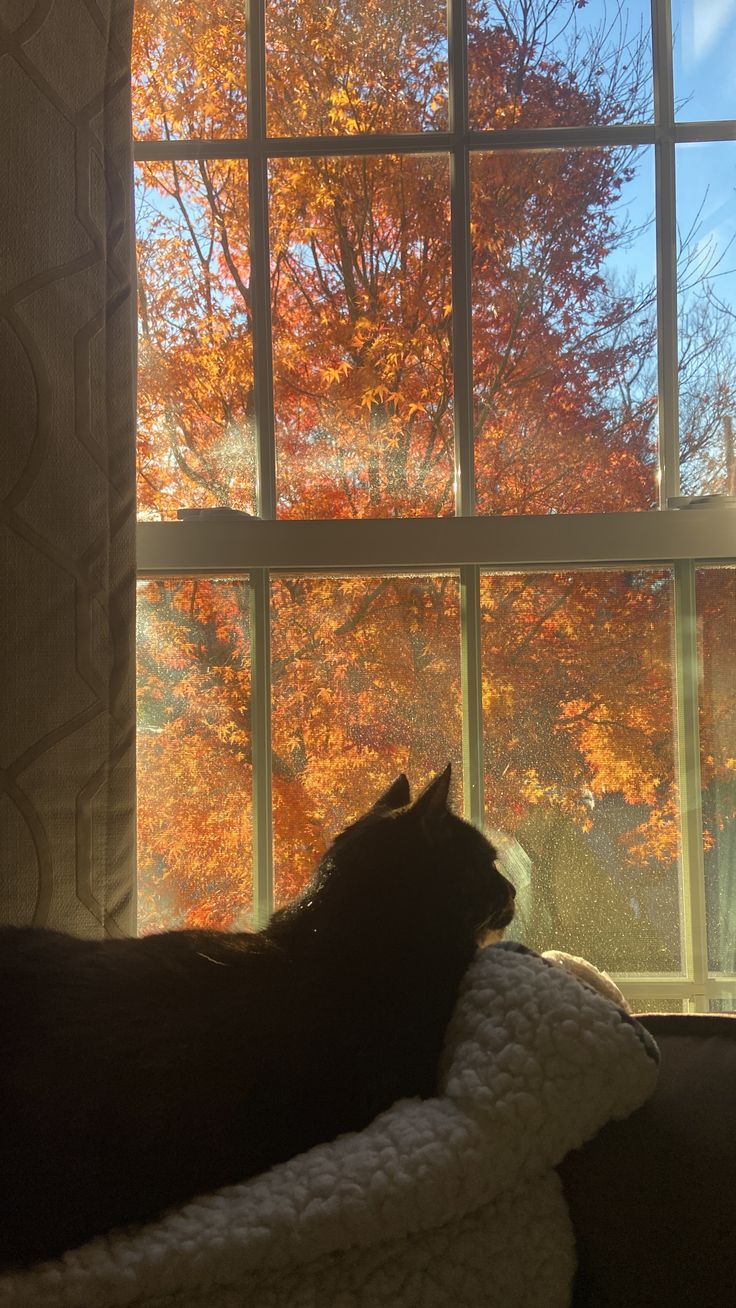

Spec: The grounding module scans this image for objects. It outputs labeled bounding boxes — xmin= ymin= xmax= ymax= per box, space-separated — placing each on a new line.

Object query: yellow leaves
xmin=215 ymin=721 xmax=249 ymax=748
xmin=519 ymin=768 xmax=555 ymax=806
xmin=356 ymin=381 xmax=426 ymax=418
xmin=360 ymin=383 xmax=388 ymax=410
xmin=482 ymin=679 xmax=515 ymax=716
xmin=321 ymin=360 xmax=351 ymax=386
xmin=325 ymin=83 xmax=364 ymax=133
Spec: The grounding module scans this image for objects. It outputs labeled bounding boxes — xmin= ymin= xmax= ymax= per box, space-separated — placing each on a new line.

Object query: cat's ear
xmin=373 ymin=773 xmax=411 ymax=812
xmin=412 ymin=764 xmax=452 ymax=823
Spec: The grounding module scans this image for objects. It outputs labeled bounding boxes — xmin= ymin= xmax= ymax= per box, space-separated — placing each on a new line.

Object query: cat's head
xmin=271 ymin=765 xmax=515 ymax=960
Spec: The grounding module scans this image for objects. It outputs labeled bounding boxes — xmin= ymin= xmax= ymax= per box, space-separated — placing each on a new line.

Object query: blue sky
xmin=671 ymin=1 xmax=736 ymax=323
xmin=579 ymin=0 xmax=736 ymax=320
xmin=566 ymin=0 xmax=736 ymax=121
xmin=672 ymin=0 xmax=736 ymax=121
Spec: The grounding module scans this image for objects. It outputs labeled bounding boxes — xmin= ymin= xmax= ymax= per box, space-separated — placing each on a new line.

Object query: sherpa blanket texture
xmin=0 ymin=942 xmax=659 ymax=1308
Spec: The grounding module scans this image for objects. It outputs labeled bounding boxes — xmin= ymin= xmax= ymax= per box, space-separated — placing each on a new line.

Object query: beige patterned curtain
xmin=1 ymin=0 xmax=137 ymax=936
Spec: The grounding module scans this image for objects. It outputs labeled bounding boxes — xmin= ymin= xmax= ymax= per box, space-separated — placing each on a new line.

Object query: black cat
xmin=0 ymin=765 xmax=515 ymax=1268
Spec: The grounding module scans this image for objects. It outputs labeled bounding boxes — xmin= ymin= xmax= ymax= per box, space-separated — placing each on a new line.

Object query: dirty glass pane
xmin=135 ymin=162 xmax=256 ymax=520
xmin=270 ymin=153 xmax=454 ymax=519
xmin=132 ymin=0 xmax=247 ymax=140
xmin=481 ymin=568 xmax=681 ymax=974
xmin=137 ymin=578 xmax=252 ymax=932
xmin=468 ymin=0 xmax=652 ymax=130
xmin=677 ymin=144 xmax=736 ymax=499
xmin=698 ymin=566 xmax=736 ymax=975
xmin=266 ymin=0 xmax=448 ymax=135
xmin=270 ymin=573 xmax=461 ymax=903
xmin=472 ymin=147 xmax=658 ymax=515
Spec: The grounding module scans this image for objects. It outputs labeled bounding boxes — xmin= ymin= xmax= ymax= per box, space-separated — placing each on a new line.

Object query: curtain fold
xmin=1 ymin=0 xmax=137 ymax=936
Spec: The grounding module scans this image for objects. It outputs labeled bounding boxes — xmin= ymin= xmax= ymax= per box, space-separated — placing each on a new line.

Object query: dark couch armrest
xmin=558 ymin=1013 xmax=736 ymax=1308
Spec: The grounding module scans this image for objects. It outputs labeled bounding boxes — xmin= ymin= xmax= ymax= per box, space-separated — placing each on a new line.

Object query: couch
xmin=560 ymin=1012 xmax=736 ymax=1308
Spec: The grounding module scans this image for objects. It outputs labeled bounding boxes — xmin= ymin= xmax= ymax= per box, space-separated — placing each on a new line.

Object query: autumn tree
xmin=133 ymin=0 xmax=735 ymax=971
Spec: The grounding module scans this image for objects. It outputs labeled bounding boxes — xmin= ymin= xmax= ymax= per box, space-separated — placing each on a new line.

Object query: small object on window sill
xmin=176 ymin=508 xmax=256 ymax=520
xmin=667 ymin=494 xmax=736 ymax=509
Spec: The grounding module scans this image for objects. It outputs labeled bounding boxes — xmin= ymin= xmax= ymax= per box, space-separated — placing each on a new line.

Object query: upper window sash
xmin=132 ymin=1 xmax=736 ymax=536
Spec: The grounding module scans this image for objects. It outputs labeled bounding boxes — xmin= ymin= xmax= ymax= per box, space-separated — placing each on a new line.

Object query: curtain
xmin=0 ymin=0 xmax=137 ymax=936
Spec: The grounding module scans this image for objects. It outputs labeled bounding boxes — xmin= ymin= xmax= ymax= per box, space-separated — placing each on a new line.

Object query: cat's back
xmin=0 ymin=924 xmax=305 ymax=1267
xmin=0 ymin=923 xmax=310 ymax=1166
xmin=0 ymin=923 xmax=291 ymax=1059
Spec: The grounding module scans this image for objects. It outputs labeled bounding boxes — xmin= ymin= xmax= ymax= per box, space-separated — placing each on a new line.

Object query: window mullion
xmin=449 ymin=0 xmax=484 ymax=825
xmin=460 ymin=565 xmax=485 ymax=828
xmin=246 ymin=0 xmax=277 ymax=520
xmin=249 ymin=568 xmax=274 ymax=927
xmin=652 ymin=0 xmax=680 ymax=506
xmin=673 ymin=560 xmax=709 ymax=1006
xmin=448 ymin=0 xmax=473 ymax=517
xmin=134 ymin=124 xmax=674 ymax=165
xmin=247 ymin=0 xmax=275 ymax=926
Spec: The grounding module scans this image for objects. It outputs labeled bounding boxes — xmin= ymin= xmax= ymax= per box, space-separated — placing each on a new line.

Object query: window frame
xmin=134 ymin=0 xmax=736 ymax=1010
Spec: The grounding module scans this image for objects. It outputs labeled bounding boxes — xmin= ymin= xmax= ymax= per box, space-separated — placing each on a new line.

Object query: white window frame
xmin=135 ymin=0 xmax=736 ymax=1010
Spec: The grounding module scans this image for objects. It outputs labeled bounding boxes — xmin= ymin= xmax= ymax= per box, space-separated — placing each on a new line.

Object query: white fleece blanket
xmin=0 ymin=943 xmax=659 ymax=1308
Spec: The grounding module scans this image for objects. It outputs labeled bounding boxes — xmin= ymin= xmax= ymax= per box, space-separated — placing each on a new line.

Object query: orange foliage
xmin=132 ymin=1 xmax=734 ymax=968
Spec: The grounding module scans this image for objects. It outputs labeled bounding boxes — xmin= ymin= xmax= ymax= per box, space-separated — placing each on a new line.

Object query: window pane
xmin=266 ymin=0 xmax=448 ymax=135
xmin=137 ymin=578 xmax=253 ymax=933
xmin=471 ymin=147 xmax=658 ymax=515
xmin=698 ymin=566 xmax=736 ymax=973
xmin=710 ymin=995 xmax=736 ymax=1012
xmin=132 ymin=0 xmax=247 ymax=140
xmin=677 ymin=143 xmax=736 ymax=499
xmin=135 ymin=162 xmax=256 ymax=520
xmin=673 ymin=0 xmax=736 ymax=122
xmin=270 ymin=574 xmax=462 ymax=903
xmin=631 ymin=997 xmax=688 ymax=1013
xmin=468 ymin=0 xmax=652 ymax=131
xmin=481 ymin=569 xmax=681 ymax=973
xmin=270 ymin=155 xmax=454 ymax=518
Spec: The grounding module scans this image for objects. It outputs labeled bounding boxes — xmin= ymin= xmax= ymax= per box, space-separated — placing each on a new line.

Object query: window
xmin=133 ymin=0 xmax=736 ymax=1011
